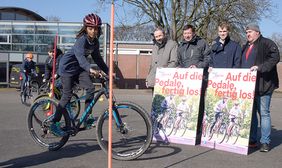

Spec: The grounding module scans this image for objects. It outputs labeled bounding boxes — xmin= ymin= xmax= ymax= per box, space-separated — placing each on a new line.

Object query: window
xmin=12 ymin=35 xmax=34 ymax=43
xmin=1 ymin=12 xmax=14 ymax=20
xmin=12 ymin=44 xmax=33 ymax=52
xmin=0 ymin=23 xmax=12 ymax=33
xmin=12 ymin=24 xmax=34 ymax=34
xmin=58 ymin=23 xmax=82 ymax=35
xmin=0 ymin=35 xmax=9 ymax=43
xmin=35 ymin=23 xmax=58 ymax=34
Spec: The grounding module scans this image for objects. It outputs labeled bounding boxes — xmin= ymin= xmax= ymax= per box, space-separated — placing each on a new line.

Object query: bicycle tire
xmin=27 ymin=97 xmax=70 ymax=151
xmin=231 ymin=124 xmax=240 ymax=145
xmin=35 ymin=93 xmax=81 ymax=120
xmin=21 ymin=86 xmax=32 ymax=106
xmin=207 ymin=124 xmax=214 ymax=141
xmin=96 ymin=101 xmax=153 ymax=160
xmin=216 ymin=123 xmax=227 ymax=144
xmin=164 ymin=113 xmax=175 ymax=137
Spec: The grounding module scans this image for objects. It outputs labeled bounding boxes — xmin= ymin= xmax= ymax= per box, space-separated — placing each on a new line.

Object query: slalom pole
xmin=50 ymin=34 xmax=58 ymax=98
xmin=108 ymin=1 xmax=115 ymax=168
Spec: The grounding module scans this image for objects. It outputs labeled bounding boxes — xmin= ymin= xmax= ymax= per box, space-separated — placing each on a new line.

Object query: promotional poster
xmin=200 ymin=68 xmax=257 ymax=155
xmin=151 ymin=68 xmax=203 ymax=145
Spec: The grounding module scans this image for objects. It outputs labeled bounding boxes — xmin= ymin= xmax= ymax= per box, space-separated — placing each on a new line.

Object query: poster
xmin=151 ymin=68 xmax=203 ymax=145
xmin=200 ymin=68 xmax=256 ymax=155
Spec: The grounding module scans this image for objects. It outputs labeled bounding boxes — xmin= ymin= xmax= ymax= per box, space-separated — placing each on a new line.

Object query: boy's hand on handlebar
xmin=90 ymin=68 xmax=100 ymax=77
xmin=90 ymin=68 xmax=107 ymax=78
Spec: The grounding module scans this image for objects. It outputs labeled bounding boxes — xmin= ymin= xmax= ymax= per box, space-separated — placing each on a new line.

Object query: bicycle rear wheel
xmin=21 ymin=86 xmax=32 ymax=106
xmin=96 ymin=101 xmax=152 ymax=160
xmin=27 ymin=97 xmax=70 ymax=151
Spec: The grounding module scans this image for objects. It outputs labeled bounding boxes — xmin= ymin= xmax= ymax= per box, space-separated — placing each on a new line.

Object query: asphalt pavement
xmin=0 ymin=88 xmax=282 ymax=168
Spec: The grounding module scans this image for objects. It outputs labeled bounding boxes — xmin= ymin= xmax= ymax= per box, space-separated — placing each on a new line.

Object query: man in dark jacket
xmin=177 ymin=25 xmax=210 ymax=143
xmin=43 ymin=43 xmax=63 ymax=83
xmin=241 ymin=23 xmax=280 ymax=152
xmin=177 ymin=25 xmax=210 ymax=69
xmin=209 ymin=22 xmax=241 ymax=70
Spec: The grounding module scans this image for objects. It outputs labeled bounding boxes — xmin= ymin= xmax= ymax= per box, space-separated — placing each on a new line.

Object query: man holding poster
xmin=146 ymin=27 xmax=178 ymax=92
xmin=241 ymin=23 xmax=280 ymax=152
xmin=209 ymin=22 xmax=241 ymax=70
xmin=177 ymin=24 xmax=210 ymax=141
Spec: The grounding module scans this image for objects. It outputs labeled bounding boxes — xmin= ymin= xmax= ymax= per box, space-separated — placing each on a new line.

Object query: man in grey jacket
xmin=146 ymin=27 xmax=178 ymax=90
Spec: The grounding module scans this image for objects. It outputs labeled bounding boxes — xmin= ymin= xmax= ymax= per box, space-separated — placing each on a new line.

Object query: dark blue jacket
xmin=21 ymin=59 xmax=36 ymax=74
xmin=210 ymin=36 xmax=241 ymax=68
xmin=59 ymin=34 xmax=108 ymax=77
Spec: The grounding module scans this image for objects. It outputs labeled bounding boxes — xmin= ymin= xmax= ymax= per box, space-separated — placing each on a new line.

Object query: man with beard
xmin=146 ymin=27 xmax=178 ymax=91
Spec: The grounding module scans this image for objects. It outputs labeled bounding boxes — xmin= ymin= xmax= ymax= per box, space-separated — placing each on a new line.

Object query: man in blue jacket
xmin=209 ymin=22 xmax=242 ymax=71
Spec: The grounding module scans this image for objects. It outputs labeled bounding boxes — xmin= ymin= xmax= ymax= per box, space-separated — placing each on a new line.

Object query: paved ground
xmin=0 ymin=88 xmax=282 ymax=168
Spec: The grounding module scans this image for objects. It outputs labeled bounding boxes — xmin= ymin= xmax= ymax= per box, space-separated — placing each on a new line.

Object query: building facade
xmin=0 ymin=7 xmax=110 ymax=86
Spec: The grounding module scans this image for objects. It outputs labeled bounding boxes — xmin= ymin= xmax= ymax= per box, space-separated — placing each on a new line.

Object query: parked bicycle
xmin=28 ymin=74 xmax=153 ymax=160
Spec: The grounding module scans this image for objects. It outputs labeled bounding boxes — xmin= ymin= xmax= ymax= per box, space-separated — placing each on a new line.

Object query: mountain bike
xmin=27 ymin=74 xmax=153 ymax=160
xmin=20 ymin=74 xmax=39 ymax=106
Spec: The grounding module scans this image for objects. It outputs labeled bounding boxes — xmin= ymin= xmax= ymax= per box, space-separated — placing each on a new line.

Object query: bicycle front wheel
xmin=27 ymin=97 xmax=70 ymax=151
xmin=96 ymin=101 xmax=152 ymax=160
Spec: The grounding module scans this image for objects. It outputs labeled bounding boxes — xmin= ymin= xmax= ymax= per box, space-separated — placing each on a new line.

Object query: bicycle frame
xmin=66 ymin=77 xmax=122 ymax=135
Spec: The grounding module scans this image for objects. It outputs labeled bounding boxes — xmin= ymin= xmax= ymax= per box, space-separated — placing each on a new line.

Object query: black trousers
xmin=52 ymin=71 xmax=95 ymax=122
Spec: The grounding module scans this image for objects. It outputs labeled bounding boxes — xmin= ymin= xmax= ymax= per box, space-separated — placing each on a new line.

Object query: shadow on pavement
xmin=0 ymin=143 xmax=101 ymax=168
xmin=248 ymin=126 xmax=282 ymax=154
xmin=164 ymin=148 xmax=214 ymax=168
xmin=270 ymin=127 xmax=282 ymax=149
xmin=137 ymin=141 xmax=182 ymax=161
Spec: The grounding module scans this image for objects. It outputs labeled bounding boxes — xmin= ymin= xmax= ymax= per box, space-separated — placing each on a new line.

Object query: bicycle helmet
xmin=83 ymin=13 xmax=102 ymax=27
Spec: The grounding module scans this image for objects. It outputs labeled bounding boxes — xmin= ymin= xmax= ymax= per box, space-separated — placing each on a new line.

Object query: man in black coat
xmin=240 ymin=23 xmax=280 ymax=152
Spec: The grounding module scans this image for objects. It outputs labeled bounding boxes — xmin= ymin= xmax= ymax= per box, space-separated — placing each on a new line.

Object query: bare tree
xmin=271 ymin=33 xmax=282 ymax=60
xmin=100 ymin=0 xmax=276 ymax=43
xmin=115 ymin=25 xmax=154 ymax=41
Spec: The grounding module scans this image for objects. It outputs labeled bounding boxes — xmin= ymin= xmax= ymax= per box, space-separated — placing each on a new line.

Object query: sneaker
xmin=49 ymin=122 xmax=67 ymax=137
xmin=249 ymin=141 xmax=258 ymax=148
xmin=260 ymin=143 xmax=270 ymax=152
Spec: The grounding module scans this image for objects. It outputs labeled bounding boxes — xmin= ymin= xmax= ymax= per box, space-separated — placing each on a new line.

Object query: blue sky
xmin=1 ymin=0 xmax=282 ymax=38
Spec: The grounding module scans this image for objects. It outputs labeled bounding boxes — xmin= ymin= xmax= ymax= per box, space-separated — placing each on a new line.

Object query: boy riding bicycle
xmin=20 ymin=52 xmax=37 ymax=94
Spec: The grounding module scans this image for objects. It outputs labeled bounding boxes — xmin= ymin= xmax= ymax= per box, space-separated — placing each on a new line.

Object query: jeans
xmin=250 ymin=92 xmax=272 ymax=144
